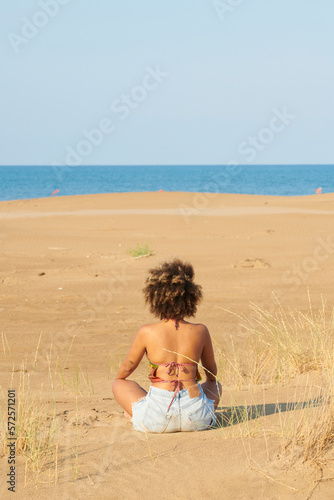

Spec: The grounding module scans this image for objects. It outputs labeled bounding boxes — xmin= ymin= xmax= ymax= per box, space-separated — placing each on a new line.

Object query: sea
xmin=0 ymin=165 xmax=333 ymax=202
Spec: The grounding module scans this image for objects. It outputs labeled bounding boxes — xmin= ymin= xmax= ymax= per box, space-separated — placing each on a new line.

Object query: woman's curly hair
xmin=142 ymin=258 xmax=202 ymax=320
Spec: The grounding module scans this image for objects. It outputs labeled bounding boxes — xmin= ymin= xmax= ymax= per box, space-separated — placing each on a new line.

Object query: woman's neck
xmin=162 ymin=318 xmax=185 ymax=330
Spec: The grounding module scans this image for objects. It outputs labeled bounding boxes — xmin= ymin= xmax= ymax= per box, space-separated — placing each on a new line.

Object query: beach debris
xmin=51 ymin=189 xmax=59 ymax=196
xmin=315 ymin=187 xmax=322 ymax=194
xmin=158 ymin=189 xmax=164 ymax=192
xmin=234 ymin=258 xmax=271 ymax=269
xmin=58 ymin=287 xmax=63 ymax=290
xmin=38 ymin=272 xmax=45 ymax=276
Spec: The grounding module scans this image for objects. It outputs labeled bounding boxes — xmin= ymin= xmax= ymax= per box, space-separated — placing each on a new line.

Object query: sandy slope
xmin=1 ymin=192 xmax=334 ymax=499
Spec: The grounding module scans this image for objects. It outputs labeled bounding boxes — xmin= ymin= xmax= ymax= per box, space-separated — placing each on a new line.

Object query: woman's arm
xmin=115 ymin=327 xmax=147 ymax=380
xmin=200 ymin=326 xmax=217 ymax=381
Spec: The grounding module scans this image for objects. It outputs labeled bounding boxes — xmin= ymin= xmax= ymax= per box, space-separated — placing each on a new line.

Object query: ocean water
xmin=0 ymin=165 xmax=333 ymax=202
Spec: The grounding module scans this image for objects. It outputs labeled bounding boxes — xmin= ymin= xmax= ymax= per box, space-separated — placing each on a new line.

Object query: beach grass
xmin=0 ymin=333 xmax=87 ymax=486
xmin=214 ymin=297 xmax=334 ymax=471
xmin=127 ymin=242 xmax=155 ymax=258
xmin=217 ymin=295 xmax=334 ymax=384
xmin=0 ymin=356 xmax=60 ymax=486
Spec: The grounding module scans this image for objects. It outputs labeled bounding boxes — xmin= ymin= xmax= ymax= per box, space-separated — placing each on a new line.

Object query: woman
xmin=112 ymin=258 xmax=221 ymax=433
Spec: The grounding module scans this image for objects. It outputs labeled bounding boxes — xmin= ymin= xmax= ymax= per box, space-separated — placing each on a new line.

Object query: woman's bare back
xmin=143 ymin=319 xmax=216 ymax=390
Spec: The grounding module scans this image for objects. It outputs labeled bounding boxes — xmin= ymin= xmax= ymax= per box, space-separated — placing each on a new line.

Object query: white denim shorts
xmin=131 ymin=384 xmax=216 ymax=433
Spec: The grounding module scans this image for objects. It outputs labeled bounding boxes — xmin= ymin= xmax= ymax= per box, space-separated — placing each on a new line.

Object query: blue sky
xmin=1 ymin=0 xmax=333 ymax=166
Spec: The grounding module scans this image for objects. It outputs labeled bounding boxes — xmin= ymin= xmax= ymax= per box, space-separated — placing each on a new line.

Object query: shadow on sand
xmin=214 ymin=397 xmax=323 ymax=428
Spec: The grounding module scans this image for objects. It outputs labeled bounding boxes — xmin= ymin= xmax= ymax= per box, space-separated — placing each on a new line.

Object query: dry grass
xmin=0 ymin=333 xmax=82 ymax=486
xmin=278 ymin=382 xmax=334 ymax=466
xmin=218 ymin=295 xmax=334 ymax=384
xmin=0 ymin=361 xmax=60 ymax=486
xmin=216 ymin=296 xmax=334 ymax=472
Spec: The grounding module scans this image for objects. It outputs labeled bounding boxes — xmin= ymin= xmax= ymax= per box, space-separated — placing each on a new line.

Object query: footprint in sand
xmin=1 ymin=276 xmax=18 ymax=284
xmin=59 ymin=408 xmax=119 ymax=428
xmin=234 ymin=258 xmax=271 ymax=269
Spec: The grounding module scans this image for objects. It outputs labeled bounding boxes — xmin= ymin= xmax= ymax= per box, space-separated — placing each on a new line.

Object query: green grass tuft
xmin=127 ymin=243 xmax=154 ymax=258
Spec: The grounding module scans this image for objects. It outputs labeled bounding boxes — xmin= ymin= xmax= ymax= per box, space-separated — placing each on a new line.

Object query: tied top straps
xmin=147 ymin=355 xmax=201 ymax=411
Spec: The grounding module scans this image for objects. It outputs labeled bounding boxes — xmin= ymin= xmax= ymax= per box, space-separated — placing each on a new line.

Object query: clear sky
xmin=1 ymin=0 xmax=333 ymax=166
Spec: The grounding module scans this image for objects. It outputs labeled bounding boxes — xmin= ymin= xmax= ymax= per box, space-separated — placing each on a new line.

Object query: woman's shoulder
xmin=184 ymin=321 xmax=209 ymax=331
xmin=189 ymin=321 xmax=208 ymax=329
xmin=138 ymin=322 xmax=159 ymax=330
xmin=135 ymin=322 xmax=159 ymax=335
xmin=186 ymin=322 xmax=211 ymax=340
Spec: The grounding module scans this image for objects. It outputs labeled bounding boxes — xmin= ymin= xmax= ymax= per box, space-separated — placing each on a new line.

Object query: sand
xmin=1 ymin=191 xmax=334 ymax=499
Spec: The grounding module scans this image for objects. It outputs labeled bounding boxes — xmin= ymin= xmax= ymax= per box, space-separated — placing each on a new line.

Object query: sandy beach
xmin=1 ymin=191 xmax=334 ymax=499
